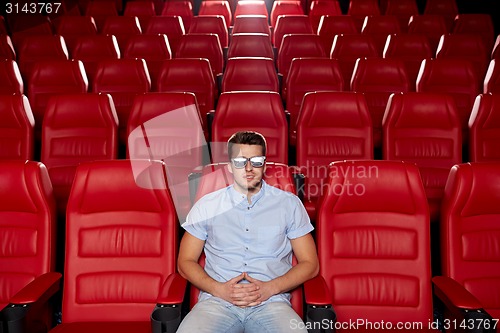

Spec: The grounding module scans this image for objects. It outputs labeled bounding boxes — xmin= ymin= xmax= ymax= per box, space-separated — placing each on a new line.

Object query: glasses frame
xmin=231 ymin=156 xmax=266 ymax=169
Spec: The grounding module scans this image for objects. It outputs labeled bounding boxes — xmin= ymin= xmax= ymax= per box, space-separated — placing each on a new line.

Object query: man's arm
xmin=177 ymin=231 xmax=261 ymax=307
xmin=243 ymin=233 xmax=319 ymax=305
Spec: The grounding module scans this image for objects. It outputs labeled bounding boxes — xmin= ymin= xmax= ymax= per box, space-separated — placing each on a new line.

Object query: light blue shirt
xmin=182 ymin=180 xmax=314 ymax=305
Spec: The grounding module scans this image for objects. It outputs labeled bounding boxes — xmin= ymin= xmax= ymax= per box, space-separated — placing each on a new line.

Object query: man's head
xmin=227 ymin=131 xmax=267 ymax=196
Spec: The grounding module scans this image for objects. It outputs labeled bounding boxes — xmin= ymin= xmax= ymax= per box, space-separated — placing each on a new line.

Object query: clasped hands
xmin=216 ymin=272 xmax=275 ymax=308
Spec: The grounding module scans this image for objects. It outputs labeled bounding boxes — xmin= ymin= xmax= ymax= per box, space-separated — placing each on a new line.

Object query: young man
xmin=177 ymin=131 xmax=318 ymax=332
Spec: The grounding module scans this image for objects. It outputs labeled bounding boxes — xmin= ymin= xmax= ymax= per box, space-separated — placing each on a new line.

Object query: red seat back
xmin=274 ymin=15 xmax=314 ymax=49
xmin=361 ymin=15 xmax=401 ymax=56
xmin=176 ymin=33 xmax=224 ymax=76
xmin=347 ymin=0 xmax=381 ymax=31
xmin=84 ymin=0 xmax=118 ymax=31
xmin=232 ymin=15 xmax=271 ymax=36
xmin=199 ymin=1 xmax=232 ymax=28
xmin=222 ymin=57 xmax=279 ymax=93
xmin=270 ymin=0 xmax=304 ymax=29
xmin=317 ymin=15 xmax=358 ymax=52
xmin=234 ymin=0 xmax=268 ymax=20
xmin=189 ymin=15 xmax=228 ymax=48
xmin=161 ymin=1 xmax=193 ymax=31
xmin=228 ymin=33 xmax=274 ymax=59
xmin=308 ymin=0 xmax=342 ymax=33
xmin=54 ymin=16 xmax=98 ymax=53
xmin=100 ymin=16 xmax=143 ymax=50
xmin=277 ymin=34 xmax=326 ymax=80
xmin=423 ymin=0 xmax=458 ymax=31
xmin=468 ymin=94 xmax=500 ymax=162
xmin=384 ymin=0 xmax=419 ymax=32
xmin=144 ymin=16 xmax=185 ymax=56
xmin=0 ymin=94 xmax=34 ymax=160
xmin=484 ymin=59 xmax=500 ymax=94
xmin=408 ymin=14 xmax=449 ymax=53
xmin=0 ymin=59 xmax=23 ymax=95
xmin=0 ymin=34 xmax=16 ymax=60
xmin=452 ymin=14 xmax=495 ymax=51
xmin=123 ymin=0 xmax=156 ymax=29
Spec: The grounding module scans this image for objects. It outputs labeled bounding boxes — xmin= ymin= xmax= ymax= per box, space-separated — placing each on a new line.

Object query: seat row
xmin=1 ymin=157 xmax=499 ymax=332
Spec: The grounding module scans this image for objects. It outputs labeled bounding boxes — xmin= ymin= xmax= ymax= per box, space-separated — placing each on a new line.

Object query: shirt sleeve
xmin=182 ymin=201 xmax=209 ymax=241
xmin=286 ymin=195 xmax=314 ymax=239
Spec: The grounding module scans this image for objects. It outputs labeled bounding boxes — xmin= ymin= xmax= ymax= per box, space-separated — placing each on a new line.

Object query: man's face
xmin=228 ymin=144 xmax=266 ymax=196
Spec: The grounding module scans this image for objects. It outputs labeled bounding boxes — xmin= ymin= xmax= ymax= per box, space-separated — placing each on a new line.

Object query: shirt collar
xmin=228 ymin=180 xmax=267 ymax=207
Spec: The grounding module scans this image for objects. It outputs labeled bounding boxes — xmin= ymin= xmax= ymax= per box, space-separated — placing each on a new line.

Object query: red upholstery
xmin=0 ymin=94 xmax=34 ymax=160
xmin=222 ymin=57 xmax=279 ymax=93
xmin=48 ymin=160 xmax=180 ymax=333
xmin=347 ymin=0 xmax=381 ymax=31
xmin=161 ymin=1 xmax=193 ymax=31
xmin=439 ymin=162 xmax=500 ymax=321
xmin=0 ymin=160 xmax=57 ymax=322
xmin=468 ymin=94 xmax=500 ymax=162
xmin=296 ymin=91 xmax=373 ymax=220
xmin=423 ymin=0 xmax=458 ymax=31
xmin=274 ymin=15 xmax=314 ymax=49
xmin=452 ymin=14 xmax=495 ymax=52
xmin=0 ymin=59 xmax=23 ymax=95
xmin=383 ymin=33 xmax=433 ymax=90
xmin=285 ymin=57 xmax=344 ymax=144
xmin=383 ymin=92 xmax=462 ymax=222
xmin=176 ymin=33 xmax=224 ymax=76
xmin=330 ymin=34 xmax=379 ymax=91
xmin=234 ymin=0 xmax=268 ymax=20
xmin=70 ymin=35 xmax=121 ymax=86
xmin=270 ymin=0 xmax=304 ymax=29
xmin=144 ymin=16 xmax=185 ymax=57
xmin=361 ymin=15 xmax=401 ymax=56
xmin=54 ymin=16 xmax=97 ymax=54
xmin=123 ymin=0 xmax=156 ymax=30
xmin=309 ymin=0 xmax=342 ymax=33
xmin=408 ymin=14 xmax=449 ymax=53
xmin=232 ymin=15 xmax=271 ymax=36
xmin=311 ymin=160 xmax=436 ymax=330
xmin=199 ymin=1 xmax=232 ymax=28
xmin=84 ymin=0 xmax=118 ymax=31
xmin=384 ymin=0 xmax=419 ymax=32
xmin=0 ymin=34 xmax=16 ymax=60
xmin=227 ymin=33 xmax=274 ymax=59
xmin=100 ymin=16 xmax=142 ymax=51
xmin=41 ymin=93 xmax=118 ymax=218
xmin=27 ymin=59 xmax=88 ymax=136
xmin=492 ymin=35 xmax=500 ymax=60
xmin=277 ymin=34 xmax=327 ymax=81
xmin=189 ymin=16 xmax=228 ymax=48
xmin=211 ymin=91 xmax=288 ymax=164
xmin=436 ymin=33 xmax=490 ymax=81
xmin=127 ymin=92 xmax=206 ymax=220
xmin=317 ymin=15 xmax=358 ymax=52
xmin=416 ymin=58 xmax=481 ymax=143
xmin=157 ymin=58 xmax=216 ymax=132
xmin=484 ymin=59 xmax=500 ymax=94
xmin=92 ymin=58 xmax=151 ymax=145
xmin=10 ymin=15 xmax=53 ymax=48
xmin=351 ymin=57 xmax=410 ymax=148
xmin=123 ymin=34 xmax=172 ymax=91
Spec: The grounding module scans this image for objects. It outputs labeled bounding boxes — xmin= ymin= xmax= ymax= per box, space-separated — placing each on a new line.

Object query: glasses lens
xmin=249 ymin=156 xmax=265 ymax=167
xmin=232 ymin=157 xmax=247 ymax=168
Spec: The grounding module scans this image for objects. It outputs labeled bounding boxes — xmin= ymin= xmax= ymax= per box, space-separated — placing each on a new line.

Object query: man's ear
xmin=226 ymin=162 xmax=233 ymax=175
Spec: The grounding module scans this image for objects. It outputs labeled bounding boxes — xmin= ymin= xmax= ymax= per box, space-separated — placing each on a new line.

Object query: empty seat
xmin=384 ymin=0 xmax=419 ymax=32
xmin=100 ymin=16 xmax=142 ymax=51
xmin=285 ymin=57 xmax=344 ymax=144
xmin=92 ymin=58 xmax=151 ymax=146
xmin=361 ymin=15 xmax=401 ymax=56
xmin=176 ymin=33 xmax=224 ymax=77
xmin=123 ymin=34 xmax=172 ymax=91
xmin=347 ymin=0 xmax=381 ymax=31
xmin=383 ymin=33 xmax=433 ymax=90
xmin=306 ymin=160 xmax=439 ymax=332
xmin=423 ymin=0 xmax=458 ymax=31
xmin=144 ymin=16 xmax=185 ymax=57
xmin=0 ymin=94 xmax=34 ymax=161
xmin=317 ymin=15 xmax=358 ymax=52
xmin=84 ymin=0 xmax=118 ymax=31
xmin=484 ymin=59 xmax=500 ymax=94
xmin=231 ymin=15 xmax=271 ymax=36
xmin=416 ymin=58 xmax=481 ymax=143
xmin=277 ymin=34 xmax=327 ymax=81
xmin=123 ymin=0 xmax=156 ymax=29
xmin=452 ymin=14 xmax=495 ymax=52
xmin=408 ymin=14 xmax=449 ymax=53
xmin=199 ymin=1 xmax=232 ymax=28
xmin=308 ymin=0 xmax=342 ymax=33
xmin=211 ymin=91 xmax=288 ymax=164
xmin=10 ymin=15 xmax=54 ymax=47
xmin=0 ymin=59 xmax=23 ymax=95
xmin=70 ymin=34 xmax=121 ymax=85
xmin=41 ymin=93 xmax=118 ymax=218
xmin=47 ymin=159 xmax=185 ymax=333
xmin=492 ymin=34 xmax=500 ymax=60
xmin=330 ymin=33 xmax=379 ymax=90
xmin=127 ymin=92 xmax=207 ymax=220
xmin=157 ymin=58 xmax=216 ymax=132
xmin=436 ymin=33 xmax=490 ymax=81
xmin=222 ymin=57 xmax=279 ymax=93
xmin=273 ymin=15 xmax=314 ymax=49
xmin=351 ymin=57 xmax=410 ymax=148
xmin=0 ymin=34 xmax=16 ymax=60
xmin=188 ymin=15 xmax=228 ymax=48
xmin=383 ymin=92 xmax=462 ymax=222
xmin=296 ymin=91 xmax=373 ymax=220
xmin=0 ymin=160 xmax=60 ymax=333
xmin=468 ymin=93 xmax=500 ymax=162
xmin=227 ymin=33 xmax=274 ymax=58
xmin=270 ymin=0 xmax=304 ymax=29
xmin=161 ymin=1 xmax=193 ymax=31
xmin=234 ymin=0 xmax=268 ymax=20
xmin=434 ymin=162 xmax=500 ymax=322
xmin=53 ymin=15 xmax=98 ymax=53
xmin=27 ymin=59 xmax=88 ymax=137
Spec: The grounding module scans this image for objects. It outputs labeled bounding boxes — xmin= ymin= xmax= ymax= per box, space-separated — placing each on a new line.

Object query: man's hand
xmin=213 ymin=273 xmax=262 ymax=307
xmin=242 ymin=273 xmax=277 ymax=306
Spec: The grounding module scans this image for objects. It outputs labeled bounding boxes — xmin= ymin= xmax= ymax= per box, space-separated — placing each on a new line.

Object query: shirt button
xmin=245 ymin=228 xmax=249 ymax=231
xmin=245 ymin=247 xmax=249 ymax=250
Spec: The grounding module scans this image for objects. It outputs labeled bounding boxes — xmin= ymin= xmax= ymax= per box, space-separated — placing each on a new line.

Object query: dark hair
xmin=227 ymin=131 xmax=267 ymax=160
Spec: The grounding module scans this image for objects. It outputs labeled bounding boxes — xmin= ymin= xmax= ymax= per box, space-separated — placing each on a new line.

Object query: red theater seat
xmin=231 ymin=15 xmax=271 ymax=36
xmin=211 ymin=91 xmax=288 ymax=164
xmin=0 ymin=94 xmax=34 ymax=161
xmin=491 ymin=35 xmax=500 ymax=60
xmin=0 ymin=34 xmax=16 ymax=60
xmin=84 ymin=0 xmax=118 ymax=31
xmin=100 ymin=16 xmax=142 ymax=51
xmin=273 ymin=15 xmax=314 ymax=49
xmin=199 ymin=1 xmax=232 ymax=28
xmin=144 ymin=16 xmax=185 ymax=57
xmin=0 ymin=160 xmax=60 ymax=333
xmin=234 ymin=0 xmax=268 ymax=20
xmin=408 ymin=14 xmax=449 ymax=53
xmin=277 ymin=34 xmax=326 ymax=81
xmin=161 ymin=1 xmax=193 ymax=31
xmin=41 ymin=93 xmax=118 ymax=218
xmin=123 ymin=0 xmax=156 ymax=30
xmin=296 ymin=91 xmax=373 ymax=220
xmin=384 ymin=0 xmax=419 ymax=32
xmin=468 ymin=94 xmax=500 ymax=162
xmin=189 ymin=15 xmax=228 ymax=49
xmin=222 ymin=57 xmax=279 ymax=93
xmin=305 ymin=160 xmax=439 ymax=332
xmin=0 ymin=59 xmax=24 ymax=95
xmin=433 ymin=162 xmax=500 ymax=326
xmin=351 ymin=57 xmax=410 ymax=148
xmin=308 ymin=0 xmax=342 ymax=34
xmin=452 ymin=14 xmax=495 ymax=52
xmin=176 ymin=33 xmax=224 ymax=77
xmin=484 ymin=59 xmax=500 ymax=94
xmin=347 ymin=0 xmax=381 ymax=31
xmin=361 ymin=15 xmax=401 ymax=56
xmin=270 ymin=0 xmax=304 ymax=29
xmin=423 ymin=0 xmax=458 ymax=31
xmin=317 ymin=15 xmax=358 ymax=52
xmin=227 ymin=33 xmax=274 ymax=58
xmin=54 ymin=16 xmax=98 ymax=54
xmin=47 ymin=159 xmax=185 ymax=333
xmin=383 ymin=92 xmax=462 ymax=222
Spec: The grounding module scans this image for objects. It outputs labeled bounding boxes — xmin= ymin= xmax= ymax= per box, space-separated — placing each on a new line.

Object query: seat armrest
xmin=10 ymin=272 xmax=62 ymax=305
xmin=151 ymin=273 xmax=187 ymax=333
xmin=432 ymin=276 xmax=483 ymax=311
xmin=304 ymin=276 xmax=336 ymax=333
xmin=157 ymin=273 xmax=187 ymax=305
xmin=304 ymin=275 xmax=331 ymax=306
